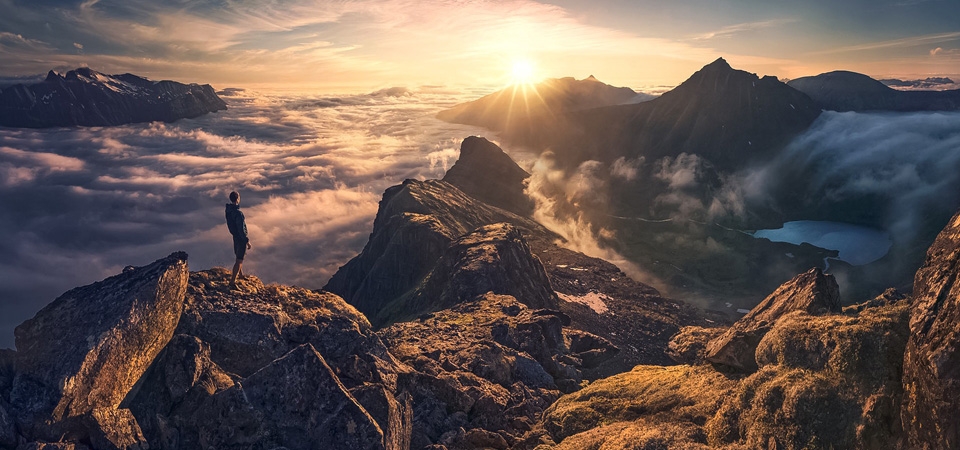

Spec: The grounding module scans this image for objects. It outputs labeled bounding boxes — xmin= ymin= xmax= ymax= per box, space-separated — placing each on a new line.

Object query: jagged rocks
xmin=194 ymin=344 xmax=386 ymax=449
xmin=386 ymin=223 xmax=560 ymax=324
xmin=129 ymin=269 xmax=411 ymax=450
xmin=902 ymin=211 xmax=960 ymax=449
xmin=705 ymin=267 xmax=840 ymax=372
xmin=11 ymin=252 xmax=189 ymax=444
xmin=442 ymin=136 xmax=535 ymax=216
xmin=707 ymin=298 xmax=909 ymax=449
xmin=530 ymin=293 xmax=909 ymax=450
xmin=381 ymin=293 xmax=616 ymax=449
xmin=325 ymin=177 xmax=549 ymax=327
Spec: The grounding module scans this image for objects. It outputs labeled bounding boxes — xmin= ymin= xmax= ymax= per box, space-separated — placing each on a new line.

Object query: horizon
xmin=2 ymin=0 xmax=959 ymax=91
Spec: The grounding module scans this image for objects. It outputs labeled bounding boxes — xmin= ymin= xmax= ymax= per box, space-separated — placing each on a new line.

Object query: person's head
xmin=229 ymin=191 xmax=240 ymax=204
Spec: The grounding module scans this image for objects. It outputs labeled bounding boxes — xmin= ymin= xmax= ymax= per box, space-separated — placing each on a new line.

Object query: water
xmin=753 ymin=220 xmax=892 ymax=266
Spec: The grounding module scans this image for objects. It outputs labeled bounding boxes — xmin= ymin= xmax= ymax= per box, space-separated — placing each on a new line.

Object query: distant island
xmin=0 ymin=68 xmax=226 ymax=128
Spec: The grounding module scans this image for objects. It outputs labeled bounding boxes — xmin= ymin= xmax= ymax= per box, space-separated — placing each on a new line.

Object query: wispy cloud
xmin=691 ymin=19 xmax=798 ymax=41
xmin=810 ymin=31 xmax=960 ymax=55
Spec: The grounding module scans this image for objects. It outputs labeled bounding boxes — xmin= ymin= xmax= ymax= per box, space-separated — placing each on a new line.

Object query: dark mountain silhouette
xmin=552 ymin=57 xmax=822 ymax=172
xmin=789 ymin=71 xmax=960 ymax=112
xmin=437 ymin=75 xmax=645 ymax=145
xmin=0 ymin=68 xmax=226 ymax=128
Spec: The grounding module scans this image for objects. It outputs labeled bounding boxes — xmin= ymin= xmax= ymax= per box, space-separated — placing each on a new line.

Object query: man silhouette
xmin=225 ymin=191 xmax=251 ymax=289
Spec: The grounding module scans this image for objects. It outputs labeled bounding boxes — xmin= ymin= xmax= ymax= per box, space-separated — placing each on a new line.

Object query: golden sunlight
xmin=510 ymin=59 xmax=536 ymax=85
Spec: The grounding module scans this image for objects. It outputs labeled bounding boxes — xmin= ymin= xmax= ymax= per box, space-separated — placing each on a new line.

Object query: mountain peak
xmin=705 ymin=57 xmax=732 ymax=70
xmin=44 ymin=70 xmax=62 ymax=82
xmin=586 ymin=74 xmax=598 ymax=81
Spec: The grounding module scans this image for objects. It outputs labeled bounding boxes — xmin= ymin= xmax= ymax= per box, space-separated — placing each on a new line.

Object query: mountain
xmin=326 ymin=137 xmax=712 ymax=376
xmin=0 ymin=68 xmax=226 ymax=128
xmin=437 ymin=76 xmax=645 ymax=145
xmin=880 ymin=77 xmax=957 ymax=90
xmin=788 ymin=71 xmax=960 ymax=111
xmin=551 ymin=57 xmax=822 ymax=172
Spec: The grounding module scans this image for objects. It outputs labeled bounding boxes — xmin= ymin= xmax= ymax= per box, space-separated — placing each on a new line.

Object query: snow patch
xmin=557 ymin=291 xmax=610 ymax=314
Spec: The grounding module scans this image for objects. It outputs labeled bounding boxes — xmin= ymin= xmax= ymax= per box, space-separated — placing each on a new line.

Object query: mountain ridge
xmin=0 ymin=67 xmax=226 ymax=128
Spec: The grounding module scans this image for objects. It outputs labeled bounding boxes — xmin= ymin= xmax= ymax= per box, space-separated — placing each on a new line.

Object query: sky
xmin=1 ymin=0 xmax=959 ymax=91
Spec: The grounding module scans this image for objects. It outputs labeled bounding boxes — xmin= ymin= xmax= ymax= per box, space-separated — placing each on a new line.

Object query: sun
xmin=510 ymin=59 xmax=537 ymax=85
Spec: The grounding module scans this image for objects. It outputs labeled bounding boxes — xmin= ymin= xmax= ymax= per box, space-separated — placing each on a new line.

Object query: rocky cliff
xmin=326 ymin=137 xmax=709 ymax=376
xmin=902 ymin=211 xmax=960 ymax=449
xmin=0 ymin=68 xmax=226 ymax=128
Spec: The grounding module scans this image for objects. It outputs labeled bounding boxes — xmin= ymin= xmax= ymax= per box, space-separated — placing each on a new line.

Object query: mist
xmin=0 ymin=87 xmax=497 ymax=348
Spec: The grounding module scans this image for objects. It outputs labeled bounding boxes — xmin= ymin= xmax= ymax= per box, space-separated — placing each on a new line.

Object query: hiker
xmin=225 ymin=190 xmax=251 ymax=289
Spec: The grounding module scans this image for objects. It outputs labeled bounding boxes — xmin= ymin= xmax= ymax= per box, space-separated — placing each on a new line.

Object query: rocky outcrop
xmin=666 ymin=326 xmax=725 ymax=365
xmin=705 ymin=267 xmax=840 ymax=372
xmin=324 ymin=178 xmax=548 ymax=327
xmin=382 ymin=223 xmax=559 ymax=325
xmin=529 ymin=289 xmax=909 ymax=450
xmin=788 ymin=70 xmax=960 ymax=112
xmin=11 ymin=252 xmax=188 ymax=445
xmin=380 ymin=293 xmax=617 ymax=449
xmin=194 ymin=344 xmax=387 ymax=449
xmin=128 ymin=268 xmax=411 ymax=450
xmin=442 ymin=136 xmax=535 ymax=216
xmin=0 ymin=68 xmax=226 ymax=128
xmin=328 ymin=139 xmax=709 ymax=374
xmin=902 ymin=211 xmax=960 ymax=449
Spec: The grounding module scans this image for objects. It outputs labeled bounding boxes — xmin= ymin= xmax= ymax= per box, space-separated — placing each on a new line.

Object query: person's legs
xmin=231 ymin=238 xmax=247 ymax=289
xmin=230 ymin=258 xmax=243 ymax=288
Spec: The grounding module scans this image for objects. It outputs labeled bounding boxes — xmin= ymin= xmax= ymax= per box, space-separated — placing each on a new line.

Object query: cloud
xmin=931 ymin=47 xmax=943 ymax=55
xmin=0 ymin=0 xmax=791 ymax=88
xmin=0 ymin=86 xmax=500 ymax=348
xmin=811 ymin=31 xmax=960 ymax=55
xmin=692 ymin=19 xmax=798 ymax=41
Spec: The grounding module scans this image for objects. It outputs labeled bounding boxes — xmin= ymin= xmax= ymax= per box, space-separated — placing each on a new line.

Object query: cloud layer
xmin=0 ymin=86 xmax=496 ymax=348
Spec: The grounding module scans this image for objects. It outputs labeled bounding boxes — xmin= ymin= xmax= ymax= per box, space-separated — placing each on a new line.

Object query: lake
xmin=753 ymin=221 xmax=893 ymax=266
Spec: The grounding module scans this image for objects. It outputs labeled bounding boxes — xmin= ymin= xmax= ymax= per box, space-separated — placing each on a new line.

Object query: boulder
xmin=705 ymin=267 xmax=840 ymax=372
xmin=126 ymin=334 xmax=236 ymax=449
xmin=666 ymin=326 xmax=725 ymax=365
xmin=194 ymin=344 xmax=386 ymax=450
xmin=902 ymin=211 xmax=960 ymax=449
xmin=11 ymin=252 xmax=189 ymax=441
xmin=442 ymin=136 xmax=535 ymax=216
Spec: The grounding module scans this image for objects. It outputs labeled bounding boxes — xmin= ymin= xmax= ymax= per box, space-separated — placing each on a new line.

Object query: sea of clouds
xmin=0 ymin=86 xmax=509 ymax=348
xmin=4 ymin=88 xmax=960 ymax=349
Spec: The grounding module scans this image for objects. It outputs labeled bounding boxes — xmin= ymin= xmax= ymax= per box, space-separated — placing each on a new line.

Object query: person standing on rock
xmin=225 ymin=191 xmax=251 ymax=289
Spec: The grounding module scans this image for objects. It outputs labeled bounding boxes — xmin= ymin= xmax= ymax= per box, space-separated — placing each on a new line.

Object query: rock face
xmin=128 ymin=269 xmax=411 ymax=450
xmin=380 ymin=293 xmax=617 ymax=449
xmin=705 ymin=267 xmax=840 ymax=372
xmin=902 ymin=211 xmax=960 ymax=449
xmin=530 ymin=288 xmax=909 ymax=450
xmin=0 ymin=68 xmax=226 ymax=128
xmin=788 ymin=70 xmax=960 ymax=112
xmin=11 ymin=252 xmax=189 ymax=445
xmin=194 ymin=344 xmax=387 ymax=450
xmin=324 ymin=178 xmax=549 ymax=327
xmin=442 ymin=136 xmax=535 ymax=216
xmin=327 ymin=138 xmax=709 ymax=374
